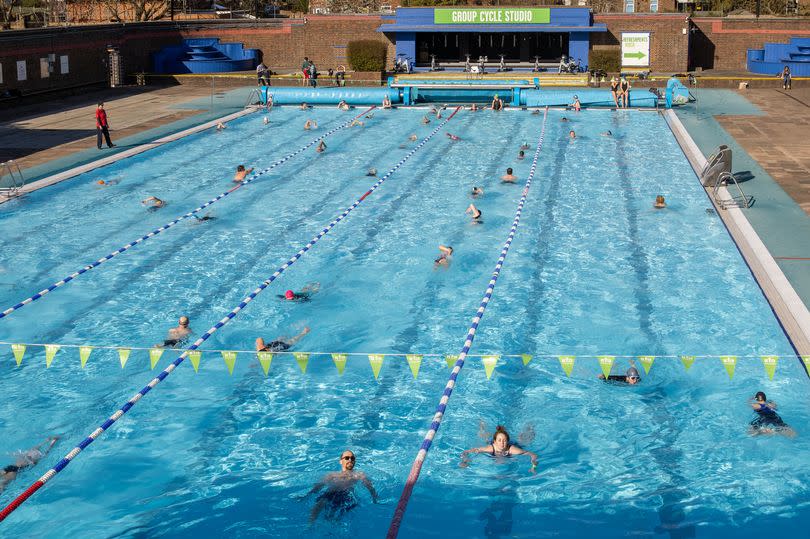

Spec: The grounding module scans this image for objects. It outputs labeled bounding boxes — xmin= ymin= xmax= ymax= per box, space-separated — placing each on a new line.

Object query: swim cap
xmin=626 ymin=367 xmax=640 ymax=379
xmin=285 ymin=290 xmax=294 ymax=300
xmin=97 ymin=180 xmax=105 ymax=185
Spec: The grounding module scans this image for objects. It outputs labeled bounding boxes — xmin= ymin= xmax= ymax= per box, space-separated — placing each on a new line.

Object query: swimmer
xmin=350 ymin=119 xmax=364 ymax=128
xmin=157 ymin=316 xmax=192 ymax=348
xmin=654 ymin=195 xmax=667 ymax=209
xmin=304 ymin=119 xmax=318 ymax=130
xmin=466 ymin=203 xmax=482 ymax=223
xmin=1 ymin=437 xmax=59 ymax=494
xmin=303 ymin=450 xmax=379 ymax=524
xmin=491 ymin=94 xmax=503 ymax=111
xmin=408 ymin=134 xmax=418 ymax=142
xmin=569 ymin=130 xmax=576 ymax=140
xmin=263 ymin=116 xmax=270 ymax=125
xmin=255 ymin=326 xmax=310 ymax=353
xmin=471 ymin=186 xmax=484 ymax=198
xmin=517 ymin=150 xmax=525 ymax=160
xmin=446 ymin=133 xmax=460 ymax=141
xmin=316 ymin=140 xmax=327 ymax=153
xmin=598 ymin=363 xmax=641 ymax=385
xmin=434 ymin=245 xmax=453 ymax=268
xmin=299 ymin=102 xmax=309 ymax=110
xmin=365 ymin=113 xmax=374 ymax=119
xmin=96 ymin=179 xmax=120 ymax=186
xmin=520 ymin=143 xmax=530 ymax=150
xmin=216 ymin=122 xmax=227 ymax=131
xmin=421 ymin=116 xmax=430 ymax=125
xmin=141 ymin=196 xmax=165 ymax=209
xmin=561 ymin=117 xmax=569 ymax=122
xmin=338 ymin=100 xmax=350 ymax=111
xmin=601 ymin=130 xmax=613 ymax=137
xmin=531 ymin=109 xmax=540 ymax=115
xmin=460 ymin=425 xmax=538 ymax=473
xmin=366 ymin=168 xmax=377 ymax=177
xmin=570 ymin=95 xmax=581 ymax=112
xmin=749 ymin=391 xmax=796 ymax=437
xmin=278 ymin=283 xmax=320 ymax=302
xmin=382 ymin=95 xmax=392 ymax=109
xmin=194 ymin=214 xmax=216 ymax=222
xmin=501 ymin=167 xmax=517 ymax=183
xmin=470 ymin=103 xmax=479 ymax=112
xmin=234 ymin=165 xmax=254 ymax=182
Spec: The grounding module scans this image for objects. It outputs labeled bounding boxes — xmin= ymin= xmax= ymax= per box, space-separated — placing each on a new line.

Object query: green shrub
xmin=347 ymin=40 xmax=388 ymax=72
xmin=589 ymin=49 xmax=620 ymax=73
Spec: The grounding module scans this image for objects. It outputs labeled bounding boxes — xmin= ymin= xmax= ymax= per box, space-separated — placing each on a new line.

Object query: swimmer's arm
xmin=511 ymin=447 xmax=539 ymax=470
xmin=460 ymin=446 xmax=490 ymax=466
xmin=304 ymin=478 xmax=328 ymax=497
xmin=360 ymin=473 xmax=379 ymax=503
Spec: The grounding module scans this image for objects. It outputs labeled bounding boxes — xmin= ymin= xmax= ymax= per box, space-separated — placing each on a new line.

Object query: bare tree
xmin=101 ymin=0 xmax=168 ymax=21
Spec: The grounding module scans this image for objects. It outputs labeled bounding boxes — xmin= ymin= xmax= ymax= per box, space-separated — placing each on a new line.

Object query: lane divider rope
xmin=0 ymin=106 xmax=376 ymax=321
xmin=387 ymin=106 xmax=549 ymax=539
xmin=0 ymin=106 xmax=461 ymax=523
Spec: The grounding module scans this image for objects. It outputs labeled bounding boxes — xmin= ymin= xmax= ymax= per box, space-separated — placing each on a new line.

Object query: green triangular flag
xmin=446 ymin=354 xmax=458 ymax=369
xmin=221 ymin=351 xmax=237 ymax=375
xmin=558 ymin=355 xmax=575 ymax=376
xmin=720 ymin=355 xmax=737 ymax=380
xmin=294 ymin=352 xmax=309 ymax=374
xmin=406 ymin=354 xmax=422 ymax=379
xmin=79 ymin=346 xmax=93 ymax=368
xmin=482 ymin=355 xmax=499 ymax=380
xmin=332 ymin=353 xmax=347 ymax=375
xmin=150 ymin=348 xmax=164 ymax=370
xmin=188 ymin=350 xmax=201 ymax=373
xmin=638 ymin=356 xmax=655 ymax=375
xmin=680 ymin=355 xmax=696 ymax=371
xmin=368 ymin=354 xmax=384 ymax=380
xmin=597 ymin=355 xmax=615 ymax=379
xmin=12 ymin=344 xmax=26 ymax=366
xmin=257 ymin=351 xmax=273 ymax=375
xmin=802 ymin=356 xmax=810 ymax=375
xmin=521 ymin=354 xmax=532 ymax=366
xmin=761 ymin=355 xmax=778 ymax=380
xmin=45 ymin=344 xmax=60 ymax=368
xmin=118 ymin=348 xmax=131 ymax=368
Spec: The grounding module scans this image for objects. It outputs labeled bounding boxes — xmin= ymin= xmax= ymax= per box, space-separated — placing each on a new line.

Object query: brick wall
xmin=593 ymin=13 xmax=690 ymax=72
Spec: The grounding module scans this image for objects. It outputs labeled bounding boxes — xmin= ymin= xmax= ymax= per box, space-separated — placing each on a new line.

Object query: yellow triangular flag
xmin=118 ymin=348 xmax=131 ymax=368
xmin=638 ymin=356 xmax=655 ymax=375
xmin=294 ymin=352 xmax=309 ymax=374
xmin=482 ymin=355 xmax=499 ymax=380
xmin=680 ymin=355 xmax=696 ymax=371
xmin=257 ymin=351 xmax=273 ymax=375
xmin=802 ymin=356 xmax=810 ymax=375
xmin=720 ymin=355 xmax=737 ymax=380
xmin=332 ymin=353 xmax=347 ymax=375
xmin=368 ymin=354 xmax=384 ymax=380
xmin=558 ymin=355 xmax=575 ymax=376
xmin=79 ymin=346 xmax=93 ymax=368
xmin=406 ymin=354 xmax=422 ymax=379
xmin=761 ymin=355 xmax=778 ymax=380
xmin=45 ymin=344 xmax=60 ymax=368
xmin=446 ymin=354 xmax=458 ymax=369
xmin=597 ymin=355 xmax=615 ymax=379
xmin=150 ymin=348 xmax=164 ymax=370
xmin=188 ymin=350 xmax=201 ymax=373
xmin=11 ymin=344 xmax=26 ymax=366
xmin=521 ymin=354 xmax=532 ymax=366
xmin=221 ymin=351 xmax=237 ymax=375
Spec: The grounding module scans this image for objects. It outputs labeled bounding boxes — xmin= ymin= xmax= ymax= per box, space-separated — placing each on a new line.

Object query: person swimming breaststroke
xmin=569 ymin=130 xmax=576 ymax=140
xmin=234 ymin=165 xmax=254 ymax=182
xmin=278 ymin=283 xmax=319 ymax=302
xmin=158 ymin=316 xmax=192 ymax=348
xmin=654 ymin=195 xmax=667 ymax=209
xmin=749 ymin=391 xmax=796 ymax=437
xmin=304 ymin=119 xmax=318 ymax=130
xmin=446 ymin=133 xmax=460 ymax=141
xmin=256 ymin=326 xmax=310 ymax=353
xmin=142 ymin=196 xmax=164 ymax=210
xmin=434 ymin=245 xmax=453 ymax=268
xmin=303 ymin=450 xmax=379 ymax=524
xmin=517 ymin=150 xmax=525 ymax=160
xmin=460 ymin=425 xmax=538 ymax=473
xmin=471 ymin=186 xmax=484 ymax=198
xmin=598 ymin=363 xmax=641 ymax=385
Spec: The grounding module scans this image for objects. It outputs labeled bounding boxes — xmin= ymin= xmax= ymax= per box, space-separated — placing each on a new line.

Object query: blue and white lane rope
xmin=0 ymin=106 xmax=462 ymax=523
xmin=387 ymin=107 xmax=549 ymax=539
xmin=0 ymin=106 xmax=375 ymax=321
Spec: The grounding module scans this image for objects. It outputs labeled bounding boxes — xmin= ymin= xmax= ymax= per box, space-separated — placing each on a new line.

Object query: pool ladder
xmin=244 ymin=88 xmax=263 ymax=108
xmin=712 ymin=171 xmax=754 ymax=209
xmin=0 ymin=160 xmax=23 ymax=199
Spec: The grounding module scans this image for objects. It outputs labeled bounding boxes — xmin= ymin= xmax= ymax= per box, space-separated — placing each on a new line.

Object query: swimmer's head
xmin=493 ymin=94 xmax=499 ymax=99
xmin=655 ymin=195 xmax=666 ymax=208
xmin=506 ymin=168 xmax=513 ymax=175
xmin=340 ymin=450 xmax=356 ymax=470
xmin=97 ymin=180 xmax=105 ymax=185
xmin=573 ymin=95 xmax=578 ymax=100
xmin=178 ymin=316 xmax=189 ymax=327
xmin=755 ymin=391 xmax=767 ymax=402
xmin=493 ymin=425 xmax=510 ymax=449
xmin=285 ymin=290 xmax=295 ymax=300
xmin=569 ymin=130 xmax=576 ymax=138
xmin=518 ymin=151 xmax=525 ymax=157
xmin=447 ymin=246 xmax=453 ymax=255
xmin=237 ymin=165 xmax=245 ymax=172
xmin=626 ymin=366 xmax=640 ymax=383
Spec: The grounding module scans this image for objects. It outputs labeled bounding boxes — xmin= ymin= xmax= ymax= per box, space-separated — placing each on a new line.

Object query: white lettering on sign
xmin=452 ymin=11 xmax=477 ymax=23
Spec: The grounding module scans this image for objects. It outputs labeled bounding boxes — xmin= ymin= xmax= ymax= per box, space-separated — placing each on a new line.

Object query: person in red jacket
xmin=96 ymin=102 xmax=115 ymax=149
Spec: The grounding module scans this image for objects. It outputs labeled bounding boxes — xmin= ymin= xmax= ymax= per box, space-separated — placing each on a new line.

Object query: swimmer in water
xmin=569 ymin=130 xmax=576 ymax=140
xmin=520 ymin=143 xmax=530 ymax=150
xmin=459 ymin=425 xmax=538 ymax=473
xmin=570 ymin=95 xmax=581 ymax=112
xmin=366 ymin=168 xmax=377 ymax=177
xmin=365 ymin=113 xmax=374 ymax=119
xmin=1 ymin=437 xmax=59 ymax=494
xmin=491 ymin=94 xmax=503 ymax=111
xmin=316 ymin=140 xmax=327 ymax=153
xmin=434 ymin=245 xmax=453 ymax=268
xmin=216 ymin=122 xmax=227 ymax=131
xmin=157 ymin=316 xmax=192 ymax=348
xmin=303 ymin=450 xmax=379 ymax=524
xmin=598 ymin=363 xmax=641 ymax=385
xmin=337 ymin=100 xmax=350 ymax=111
xmin=466 ymin=203 xmax=482 ymax=224
xmin=304 ymin=119 xmax=318 ymax=130
xmin=234 ymin=165 xmax=254 ymax=182
xmin=194 ymin=214 xmax=216 ymax=222
xmin=531 ymin=109 xmax=540 ymax=115
xmin=654 ymin=195 xmax=667 ymax=209
xmin=350 ymin=119 xmax=364 ymax=128
xmin=421 ymin=116 xmax=430 ymax=125
xmin=561 ymin=117 xmax=569 ymax=122
xmin=299 ymin=102 xmax=309 ymax=110
xmin=446 ymin=133 xmax=460 ymax=141
xmin=141 ymin=196 xmax=164 ymax=210
xmin=278 ymin=283 xmax=319 ymax=302
xmin=408 ymin=134 xmax=418 ymax=142
xmin=382 ymin=95 xmax=392 ymax=109
xmin=471 ymin=186 xmax=484 ymax=198
xmin=263 ymin=116 xmax=270 ymax=125
xmin=501 ymin=167 xmax=517 ymax=183
xmin=96 ymin=179 xmax=120 ymax=186
xmin=749 ymin=391 xmax=796 ymax=437
xmin=517 ymin=150 xmax=525 ymax=160
xmin=255 ymin=326 xmax=310 ymax=353
xmin=601 ymin=130 xmax=613 ymax=137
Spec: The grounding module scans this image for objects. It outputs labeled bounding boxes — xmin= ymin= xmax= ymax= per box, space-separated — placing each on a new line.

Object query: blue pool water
xmin=0 ymin=106 xmax=808 ymax=538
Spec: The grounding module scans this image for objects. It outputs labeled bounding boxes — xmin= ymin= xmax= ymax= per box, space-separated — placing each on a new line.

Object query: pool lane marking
xmin=0 ymin=105 xmax=376 ymax=322
xmin=0 ymin=106 xmax=462 ymax=524
xmin=387 ymin=107 xmax=549 ymax=539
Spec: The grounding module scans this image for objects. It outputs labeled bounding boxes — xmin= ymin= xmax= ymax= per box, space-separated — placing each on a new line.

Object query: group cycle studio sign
xmin=434 ymin=8 xmax=551 ymax=25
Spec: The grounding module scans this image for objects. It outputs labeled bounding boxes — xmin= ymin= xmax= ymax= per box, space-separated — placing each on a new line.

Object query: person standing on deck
xmin=96 ymin=102 xmax=115 ymax=149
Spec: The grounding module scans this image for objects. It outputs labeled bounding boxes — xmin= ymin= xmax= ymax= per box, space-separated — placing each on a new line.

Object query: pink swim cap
xmin=285 ymin=290 xmax=294 ymax=300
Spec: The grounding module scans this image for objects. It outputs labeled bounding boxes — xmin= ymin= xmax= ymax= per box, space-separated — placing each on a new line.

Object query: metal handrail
xmin=244 ymin=87 xmax=262 ymax=108
xmin=0 ymin=160 xmax=24 ymax=198
xmin=713 ymin=171 xmax=754 ymax=209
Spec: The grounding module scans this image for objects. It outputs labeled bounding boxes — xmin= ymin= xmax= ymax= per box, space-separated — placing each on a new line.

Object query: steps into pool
xmin=747 ymin=37 xmax=810 ymax=77
xmin=152 ymin=38 xmax=259 ymax=74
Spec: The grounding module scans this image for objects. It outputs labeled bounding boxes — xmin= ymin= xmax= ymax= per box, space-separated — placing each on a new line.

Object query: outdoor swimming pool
xmin=0 ymin=106 xmax=808 ymax=538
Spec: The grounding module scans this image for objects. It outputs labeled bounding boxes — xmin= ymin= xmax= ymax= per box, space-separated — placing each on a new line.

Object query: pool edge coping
xmin=664 ymin=109 xmax=810 ymax=358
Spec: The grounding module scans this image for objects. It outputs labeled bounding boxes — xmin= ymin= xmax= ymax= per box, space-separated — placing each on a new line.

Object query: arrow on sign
xmin=623 ymin=51 xmax=646 ymax=59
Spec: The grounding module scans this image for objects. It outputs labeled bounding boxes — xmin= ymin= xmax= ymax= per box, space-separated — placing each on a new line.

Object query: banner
xmin=446 ymin=354 xmax=458 ymax=369
xmin=434 ymin=8 xmax=550 ymax=25
xmin=118 ymin=348 xmax=131 ymax=368
xmin=760 ymin=355 xmax=778 ymax=380
xmin=79 ymin=346 xmax=93 ymax=368
xmin=598 ymin=355 xmax=615 ymax=379
xmin=521 ymin=354 xmax=532 ymax=366
xmin=294 ymin=352 xmax=309 ymax=374
xmin=45 ymin=344 xmax=60 ymax=368
xmin=621 ymin=32 xmax=650 ymax=67
xmin=482 ymin=355 xmax=499 ymax=380
xmin=257 ymin=351 xmax=273 ymax=375
xmin=150 ymin=348 xmax=164 ymax=370
xmin=406 ymin=354 xmax=422 ymax=379
xmin=332 ymin=353 xmax=348 ymax=375
xmin=638 ymin=356 xmax=655 ymax=375
xmin=558 ymin=355 xmax=575 ymax=376
xmin=368 ymin=354 xmax=384 ymax=380
xmin=680 ymin=355 xmax=695 ymax=371
xmin=12 ymin=344 xmax=26 ymax=366
xmin=188 ymin=350 xmax=201 ymax=373
xmin=221 ymin=351 xmax=237 ymax=375
xmin=720 ymin=355 xmax=737 ymax=380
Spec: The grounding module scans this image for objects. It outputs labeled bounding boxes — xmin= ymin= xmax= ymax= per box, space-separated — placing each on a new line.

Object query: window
xmin=60 ymin=55 xmax=69 ymax=74
xmin=40 ymin=58 xmax=50 ymax=79
xmin=381 ymin=4 xmax=392 ymax=12
xmin=624 ymin=0 xmax=635 ymax=12
xmin=0 ymin=63 xmax=3 ymax=85
xmin=17 ymin=60 xmax=26 ymax=82
xmin=650 ymin=0 xmax=658 ymax=11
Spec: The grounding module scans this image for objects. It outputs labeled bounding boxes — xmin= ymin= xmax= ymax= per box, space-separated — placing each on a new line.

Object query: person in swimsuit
xmin=316 ymin=141 xmax=327 ymax=153
xmin=158 ymin=316 xmax=192 ymax=348
xmin=299 ymin=102 xmax=309 ymax=111
xmin=610 ymin=77 xmax=620 ymax=108
xmin=570 ymin=95 xmax=581 ymax=112
xmin=366 ymin=168 xmax=377 ymax=177
xmin=781 ymin=66 xmax=792 ymax=90
xmin=421 ymin=116 xmax=430 ymax=125
xmin=620 ymin=77 xmax=631 ymax=108
xmin=654 ymin=195 xmax=667 ymax=209
xmin=234 ymin=165 xmax=254 ymax=183
xmin=598 ymin=364 xmax=641 ymax=385
xmin=255 ymin=326 xmax=310 ymax=353
xmin=520 ymin=143 xmax=530 ymax=150
xmin=304 ymin=450 xmax=379 ymax=523
xmin=749 ymin=391 xmax=796 ymax=437
xmin=194 ymin=213 xmax=216 ymax=223
xmin=491 ymin=94 xmax=503 ymax=111
xmin=501 ymin=168 xmax=517 ymax=183
xmin=517 ymin=150 xmax=525 ymax=160
xmin=434 ymin=245 xmax=453 ymax=268
xmin=601 ymin=130 xmax=613 ymax=137
xmin=471 ymin=186 xmax=484 ymax=198
xmin=142 ymin=196 xmax=164 ymax=210
xmin=569 ymin=130 xmax=576 ymax=140
xmin=278 ymin=283 xmax=319 ymax=302
xmin=459 ymin=426 xmax=538 ymax=473
xmin=446 ymin=133 xmax=460 ymax=141
xmin=1 ymin=437 xmax=59 ymax=494
xmin=466 ymin=203 xmax=482 ymax=224
xmin=304 ymin=119 xmax=318 ymax=130
xmin=382 ymin=95 xmax=392 ymax=109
